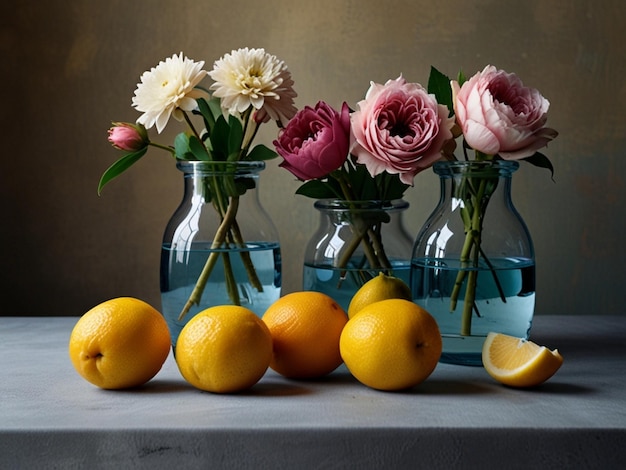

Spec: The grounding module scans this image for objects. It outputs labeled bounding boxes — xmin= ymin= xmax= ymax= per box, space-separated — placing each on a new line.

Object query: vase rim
xmin=313 ymin=199 xmax=409 ymax=211
xmin=433 ymin=159 xmax=519 ymax=176
xmin=176 ymin=160 xmax=266 ymax=175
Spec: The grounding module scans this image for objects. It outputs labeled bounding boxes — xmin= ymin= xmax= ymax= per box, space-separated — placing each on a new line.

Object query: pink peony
xmin=274 ymin=101 xmax=351 ymax=181
xmin=452 ymin=65 xmax=558 ymax=160
xmin=107 ymin=122 xmax=148 ymax=152
xmin=350 ymin=76 xmax=454 ymax=185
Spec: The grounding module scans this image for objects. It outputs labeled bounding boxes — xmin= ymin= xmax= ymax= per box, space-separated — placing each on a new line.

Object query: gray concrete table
xmin=1 ymin=315 xmax=625 ymax=469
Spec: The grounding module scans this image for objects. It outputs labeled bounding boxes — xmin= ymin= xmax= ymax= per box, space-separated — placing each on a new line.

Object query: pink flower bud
xmin=253 ymin=109 xmax=271 ymax=124
xmin=107 ymin=122 xmax=148 ymax=152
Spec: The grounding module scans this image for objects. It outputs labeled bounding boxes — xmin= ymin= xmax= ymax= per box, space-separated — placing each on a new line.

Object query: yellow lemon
xmin=175 ymin=305 xmax=272 ymax=393
xmin=482 ymin=332 xmax=563 ymax=388
xmin=340 ymin=299 xmax=441 ymax=391
xmin=68 ymin=297 xmax=171 ymax=389
xmin=262 ymin=291 xmax=348 ymax=379
xmin=347 ymin=272 xmax=412 ymax=319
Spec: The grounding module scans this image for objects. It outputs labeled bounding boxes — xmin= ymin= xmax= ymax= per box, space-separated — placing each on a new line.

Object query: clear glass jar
xmin=160 ymin=161 xmax=281 ymax=346
xmin=303 ymin=199 xmax=413 ymax=311
xmin=411 ymin=160 xmax=535 ymax=366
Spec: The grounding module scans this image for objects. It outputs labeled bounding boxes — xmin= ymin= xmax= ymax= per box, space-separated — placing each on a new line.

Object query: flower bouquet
xmin=101 ymin=49 xmax=297 ymax=323
xmin=417 ymin=65 xmax=558 ymax=342
xmin=274 ymin=76 xmax=455 ymax=295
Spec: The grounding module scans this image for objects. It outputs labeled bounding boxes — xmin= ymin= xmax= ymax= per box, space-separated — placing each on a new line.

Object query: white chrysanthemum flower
xmin=209 ymin=47 xmax=297 ymax=126
xmin=132 ymin=52 xmax=209 ymax=133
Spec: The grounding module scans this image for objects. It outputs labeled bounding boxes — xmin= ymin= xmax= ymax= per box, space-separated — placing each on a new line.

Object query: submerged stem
xmin=450 ymin=173 xmax=491 ymax=336
xmin=231 ymin=218 xmax=263 ymax=292
xmin=332 ymin=174 xmax=391 ymax=283
xmin=178 ymin=197 xmax=240 ymax=321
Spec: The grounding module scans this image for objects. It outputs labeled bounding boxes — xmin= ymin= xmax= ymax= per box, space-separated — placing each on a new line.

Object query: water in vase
xmin=161 ymin=241 xmax=281 ymax=346
xmin=303 ymin=261 xmax=411 ymax=312
xmin=411 ymin=257 xmax=535 ymax=366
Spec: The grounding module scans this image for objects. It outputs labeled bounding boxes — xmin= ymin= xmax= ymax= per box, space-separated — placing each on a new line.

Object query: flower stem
xmin=336 ymin=225 xmax=376 ymax=269
xmin=178 ymin=196 xmax=240 ymax=321
xmin=333 ymin=172 xmax=388 ymax=275
xmin=209 ymin=172 xmax=253 ymax=301
xmin=148 ymin=142 xmax=176 ymax=154
xmin=183 ymin=111 xmax=203 ymax=142
xmin=450 ymin=173 xmax=490 ymax=336
xmin=221 ymin=250 xmax=240 ymax=305
xmin=230 ymin=218 xmax=264 ymax=292
xmin=479 ymin=245 xmax=507 ymax=303
xmin=450 ymin=228 xmax=475 ymax=311
xmin=367 ymin=226 xmax=391 ymax=269
xmin=239 ymin=112 xmax=261 ymax=160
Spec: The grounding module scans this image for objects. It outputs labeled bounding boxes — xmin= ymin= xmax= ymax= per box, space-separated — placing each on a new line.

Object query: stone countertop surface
xmin=1 ymin=315 xmax=625 ymax=469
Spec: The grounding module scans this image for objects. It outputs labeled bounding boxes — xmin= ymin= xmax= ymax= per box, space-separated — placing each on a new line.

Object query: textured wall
xmin=1 ymin=0 xmax=625 ymax=316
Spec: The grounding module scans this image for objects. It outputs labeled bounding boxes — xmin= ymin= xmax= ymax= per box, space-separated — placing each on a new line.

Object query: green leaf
xmin=174 ymin=133 xmax=193 ymax=160
xmin=207 ymin=97 xmax=223 ymax=121
xmin=227 ymin=151 xmax=241 ymax=162
xmin=246 ymin=144 xmax=278 ymax=161
xmin=222 ymin=174 xmax=238 ymax=197
xmin=380 ymin=173 xmax=410 ymax=200
xmin=97 ymin=148 xmax=148 ymax=195
xmin=234 ymin=176 xmax=256 ymax=196
xmin=360 ymin=209 xmax=391 ymax=226
xmin=456 ymin=69 xmax=467 ymax=87
xmin=189 ymin=135 xmax=211 ymax=161
xmin=210 ymin=115 xmax=230 ymax=161
xmin=295 ymin=179 xmax=341 ymax=199
xmin=227 ymin=114 xmax=243 ymax=159
xmin=523 ymin=152 xmax=555 ymax=180
xmin=195 ymin=97 xmax=216 ymax=132
xmin=353 ymin=165 xmax=379 ymax=200
xmin=428 ymin=66 xmax=454 ymax=116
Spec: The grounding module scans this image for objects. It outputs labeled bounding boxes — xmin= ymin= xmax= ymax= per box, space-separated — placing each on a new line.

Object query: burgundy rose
xmin=274 ymin=101 xmax=351 ymax=181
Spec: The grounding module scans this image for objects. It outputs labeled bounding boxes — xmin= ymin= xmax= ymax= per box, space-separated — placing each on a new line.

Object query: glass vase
xmin=160 ymin=161 xmax=281 ymax=347
xmin=303 ymin=199 xmax=413 ymax=311
xmin=411 ymin=160 xmax=535 ymax=366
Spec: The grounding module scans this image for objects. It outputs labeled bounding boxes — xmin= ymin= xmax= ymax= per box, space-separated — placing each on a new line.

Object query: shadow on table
xmin=246 ymin=380 xmax=313 ymax=397
xmin=511 ymin=381 xmax=596 ymax=395
xmin=248 ymin=369 xmax=359 ymax=397
xmin=416 ymin=378 xmax=594 ymax=396
xmin=111 ymin=378 xmax=315 ymax=397
xmin=115 ymin=379 xmax=192 ymax=394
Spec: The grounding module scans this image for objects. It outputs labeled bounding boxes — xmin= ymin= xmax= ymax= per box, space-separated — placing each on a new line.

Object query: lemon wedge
xmin=482 ymin=332 xmax=563 ymax=388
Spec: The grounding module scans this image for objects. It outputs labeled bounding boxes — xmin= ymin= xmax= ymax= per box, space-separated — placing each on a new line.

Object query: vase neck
xmin=176 ymin=161 xmax=264 ymax=203
xmin=433 ymin=160 xmax=519 ymax=178
xmin=313 ymin=199 xmax=409 ymax=214
xmin=176 ymin=160 xmax=266 ymax=177
xmin=434 ymin=161 xmax=516 ymax=208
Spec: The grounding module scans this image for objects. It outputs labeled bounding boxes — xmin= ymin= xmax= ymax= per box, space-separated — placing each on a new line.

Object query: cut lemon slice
xmin=482 ymin=332 xmax=563 ymax=388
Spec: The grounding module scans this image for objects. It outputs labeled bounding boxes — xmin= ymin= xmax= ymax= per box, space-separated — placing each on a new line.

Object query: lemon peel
xmin=482 ymin=332 xmax=563 ymax=388
xmin=347 ymin=272 xmax=412 ymax=319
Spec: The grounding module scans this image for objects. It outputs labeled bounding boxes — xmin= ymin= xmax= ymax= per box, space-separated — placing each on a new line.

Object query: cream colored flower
xmin=209 ymin=48 xmax=297 ymax=126
xmin=132 ymin=52 xmax=208 ymax=133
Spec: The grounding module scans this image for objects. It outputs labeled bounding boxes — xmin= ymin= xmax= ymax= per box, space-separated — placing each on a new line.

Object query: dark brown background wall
xmin=1 ymin=0 xmax=624 ymax=316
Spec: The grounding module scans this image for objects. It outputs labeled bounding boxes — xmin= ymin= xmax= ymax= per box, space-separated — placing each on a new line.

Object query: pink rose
xmin=350 ymin=76 xmax=454 ymax=185
xmin=452 ymin=65 xmax=558 ymax=160
xmin=107 ymin=122 xmax=148 ymax=152
xmin=274 ymin=101 xmax=351 ymax=181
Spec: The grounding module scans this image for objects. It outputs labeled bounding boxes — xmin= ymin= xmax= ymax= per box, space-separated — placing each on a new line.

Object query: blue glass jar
xmin=303 ymin=199 xmax=413 ymax=311
xmin=411 ymin=160 xmax=535 ymax=366
xmin=160 ymin=161 xmax=281 ymax=346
